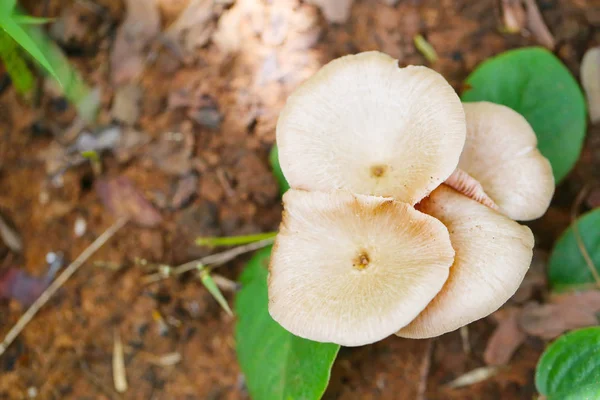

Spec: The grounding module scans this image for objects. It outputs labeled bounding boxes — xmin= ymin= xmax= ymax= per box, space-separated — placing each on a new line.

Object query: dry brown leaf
xmin=111 ymin=0 xmax=160 ymax=85
xmin=96 ymin=176 xmax=162 ymax=227
xmin=307 ymin=0 xmax=354 ymax=24
xmin=500 ymin=0 xmax=526 ymax=33
xmin=164 ymin=0 xmax=215 ymax=56
xmin=111 ymin=84 xmax=143 ymax=126
xmin=523 ymin=0 xmax=555 ymax=49
xmin=484 ymin=307 xmax=527 ymax=366
xmin=581 ymin=47 xmax=600 ymax=124
xmin=519 ymin=291 xmax=600 ymax=339
xmin=146 ymin=132 xmax=194 ymax=176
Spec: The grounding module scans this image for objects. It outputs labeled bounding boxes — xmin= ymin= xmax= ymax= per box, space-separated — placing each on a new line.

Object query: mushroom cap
xmin=276 ymin=51 xmax=466 ymax=205
xmin=397 ymin=185 xmax=534 ymax=339
xmin=458 ymin=102 xmax=554 ymax=221
xmin=268 ymin=189 xmax=455 ymax=346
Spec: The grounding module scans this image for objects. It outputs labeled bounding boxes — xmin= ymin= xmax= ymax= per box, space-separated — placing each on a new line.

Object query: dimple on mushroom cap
xmin=276 ymin=51 xmax=466 ymax=205
xmin=458 ymin=102 xmax=554 ymax=221
xmin=268 ymin=189 xmax=455 ymax=347
xmin=397 ymin=185 xmax=534 ymax=339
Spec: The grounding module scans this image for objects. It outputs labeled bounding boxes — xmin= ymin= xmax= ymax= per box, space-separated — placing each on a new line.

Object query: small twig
xmin=460 ymin=325 xmax=471 ymax=355
xmin=571 ymin=186 xmax=600 ymax=289
xmin=113 ymin=329 xmax=128 ymax=393
xmin=0 ymin=217 xmax=128 ymax=356
xmin=143 ymin=237 xmax=274 ymax=284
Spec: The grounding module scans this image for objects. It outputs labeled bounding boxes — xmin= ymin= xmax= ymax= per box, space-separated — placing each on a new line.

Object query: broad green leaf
xmin=236 ymin=246 xmax=339 ymax=400
xmin=535 ymin=327 xmax=600 ymax=398
xmin=12 ymin=15 xmax=55 ymax=25
xmin=0 ymin=29 xmax=34 ymax=93
xmin=0 ymin=0 xmax=16 ymax=15
xmin=199 ymin=268 xmax=232 ymax=316
xmin=548 ymin=209 xmax=600 ymax=291
xmin=461 ymin=47 xmax=587 ymax=183
xmin=0 ymin=17 xmax=58 ymax=81
xmin=269 ymin=145 xmax=290 ymax=196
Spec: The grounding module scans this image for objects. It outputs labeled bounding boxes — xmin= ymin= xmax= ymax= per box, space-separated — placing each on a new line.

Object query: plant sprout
xmin=268 ymin=51 xmax=554 ymax=346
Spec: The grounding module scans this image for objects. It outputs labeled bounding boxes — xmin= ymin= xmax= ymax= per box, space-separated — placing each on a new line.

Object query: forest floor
xmin=0 ymin=0 xmax=599 ymax=399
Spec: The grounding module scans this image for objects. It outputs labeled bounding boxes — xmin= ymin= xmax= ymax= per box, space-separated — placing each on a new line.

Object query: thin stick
xmin=0 ymin=217 xmax=128 ymax=356
xmin=143 ymin=237 xmax=274 ymax=284
xmin=571 ymin=186 xmax=600 ymax=289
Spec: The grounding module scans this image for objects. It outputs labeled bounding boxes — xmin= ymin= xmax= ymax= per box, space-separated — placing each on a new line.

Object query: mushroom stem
xmin=444 ymin=169 xmax=499 ymax=210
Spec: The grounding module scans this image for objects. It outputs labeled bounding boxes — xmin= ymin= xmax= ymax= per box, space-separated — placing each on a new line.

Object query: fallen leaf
xmin=96 ymin=176 xmax=162 ymax=227
xmin=519 ymin=291 xmax=600 ymax=339
xmin=0 ymin=215 xmax=22 ymax=253
xmin=111 ymin=0 xmax=160 ymax=85
xmin=164 ymin=0 xmax=215 ymax=56
xmin=0 ymin=268 xmax=50 ymax=306
xmin=147 ymin=131 xmax=194 ymax=176
xmin=307 ymin=0 xmax=354 ymax=24
xmin=446 ymin=366 xmax=500 ymax=389
xmin=111 ymin=84 xmax=143 ymax=126
xmin=170 ymin=173 xmax=198 ymax=209
xmin=581 ymin=47 xmax=600 ymax=124
xmin=484 ymin=307 xmax=527 ymax=366
xmin=114 ymin=128 xmax=150 ymax=163
xmin=71 ymin=126 xmax=122 ymax=154
xmin=523 ymin=0 xmax=555 ymax=50
xmin=500 ymin=0 xmax=526 ymax=33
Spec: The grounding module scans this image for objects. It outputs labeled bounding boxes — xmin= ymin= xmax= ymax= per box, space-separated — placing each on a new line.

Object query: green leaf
xmin=269 ymin=145 xmax=290 ymax=196
xmin=0 ymin=0 xmax=16 ymax=15
xmin=236 ymin=246 xmax=339 ymax=400
xmin=535 ymin=327 xmax=600 ymax=398
xmin=199 ymin=268 xmax=233 ymax=316
xmin=548 ymin=209 xmax=600 ymax=291
xmin=12 ymin=15 xmax=55 ymax=25
xmin=0 ymin=17 xmax=58 ymax=81
xmin=0 ymin=29 xmax=34 ymax=94
xmin=461 ymin=47 xmax=587 ymax=183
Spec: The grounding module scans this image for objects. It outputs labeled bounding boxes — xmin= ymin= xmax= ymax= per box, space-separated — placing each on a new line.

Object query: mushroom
xmin=396 ymin=185 xmax=534 ymax=338
xmin=457 ymin=102 xmax=554 ymax=221
xmin=268 ymin=189 xmax=454 ymax=346
xmin=276 ymin=51 xmax=466 ymax=206
xmin=269 ymin=51 xmax=553 ymax=346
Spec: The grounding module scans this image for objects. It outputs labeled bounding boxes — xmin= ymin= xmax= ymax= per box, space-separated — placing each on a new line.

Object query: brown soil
xmin=1 ymin=0 xmax=598 ymax=399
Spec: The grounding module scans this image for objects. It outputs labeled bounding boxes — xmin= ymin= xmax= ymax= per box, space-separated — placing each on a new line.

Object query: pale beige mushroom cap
xmin=268 ymin=189 xmax=455 ymax=346
xmin=276 ymin=51 xmax=466 ymax=205
xmin=397 ymin=185 xmax=534 ymax=339
xmin=458 ymin=102 xmax=554 ymax=221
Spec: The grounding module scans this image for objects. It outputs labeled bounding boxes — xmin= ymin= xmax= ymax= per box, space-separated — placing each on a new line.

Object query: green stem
xmin=196 ymin=232 xmax=278 ymax=247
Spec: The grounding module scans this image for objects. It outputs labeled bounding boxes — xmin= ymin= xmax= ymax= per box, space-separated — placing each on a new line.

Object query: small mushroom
xmin=457 ymin=102 xmax=554 ymax=221
xmin=268 ymin=189 xmax=455 ymax=346
xmin=397 ymin=185 xmax=534 ymax=338
xmin=276 ymin=51 xmax=466 ymax=206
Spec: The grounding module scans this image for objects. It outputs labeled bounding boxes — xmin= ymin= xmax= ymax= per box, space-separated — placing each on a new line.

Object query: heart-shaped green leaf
xmin=535 ymin=327 xmax=600 ymax=398
xmin=235 ymin=246 xmax=339 ymax=400
xmin=269 ymin=145 xmax=289 ymax=196
xmin=461 ymin=47 xmax=587 ymax=183
xmin=548 ymin=209 xmax=600 ymax=292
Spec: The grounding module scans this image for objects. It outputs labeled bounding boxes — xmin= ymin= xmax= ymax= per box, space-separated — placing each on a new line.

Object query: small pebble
xmin=74 ymin=217 xmax=87 ymax=237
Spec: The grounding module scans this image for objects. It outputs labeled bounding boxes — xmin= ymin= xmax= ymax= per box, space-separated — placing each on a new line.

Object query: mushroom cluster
xmin=269 ymin=51 xmax=554 ymax=346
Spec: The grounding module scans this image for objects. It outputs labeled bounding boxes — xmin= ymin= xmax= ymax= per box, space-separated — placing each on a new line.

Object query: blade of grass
xmin=0 ymin=29 xmax=34 ymax=93
xmin=0 ymin=17 xmax=58 ymax=81
xmin=196 ymin=232 xmax=277 ymax=247
xmin=199 ymin=268 xmax=233 ymax=316
xmin=414 ymin=34 xmax=438 ymax=63
xmin=12 ymin=15 xmax=55 ymax=25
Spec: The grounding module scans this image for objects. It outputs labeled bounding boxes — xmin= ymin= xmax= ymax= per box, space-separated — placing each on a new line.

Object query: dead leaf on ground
xmin=500 ymin=0 xmax=526 ymax=33
xmin=519 ymin=291 xmax=600 ymax=339
xmin=164 ymin=0 xmax=215 ymax=56
xmin=96 ymin=176 xmax=163 ymax=227
xmin=170 ymin=173 xmax=198 ymax=209
xmin=523 ymin=0 xmax=555 ymax=49
xmin=146 ymin=131 xmax=194 ymax=176
xmin=111 ymin=84 xmax=143 ymax=126
xmin=484 ymin=307 xmax=527 ymax=366
xmin=581 ymin=47 xmax=600 ymax=124
xmin=307 ymin=0 xmax=354 ymax=24
xmin=0 ymin=268 xmax=50 ymax=307
xmin=0 ymin=215 xmax=22 ymax=253
xmin=111 ymin=0 xmax=160 ymax=85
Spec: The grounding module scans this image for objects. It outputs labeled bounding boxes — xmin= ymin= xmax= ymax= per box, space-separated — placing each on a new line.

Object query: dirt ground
xmin=0 ymin=0 xmax=599 ymax=399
